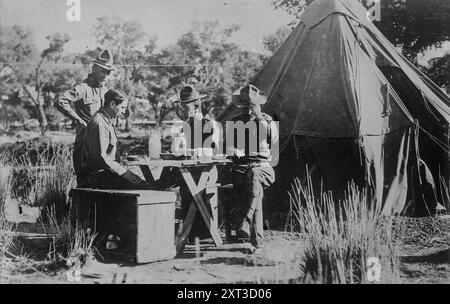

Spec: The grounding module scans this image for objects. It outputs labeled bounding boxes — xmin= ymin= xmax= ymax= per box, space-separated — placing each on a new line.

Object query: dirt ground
xmin=2 ymin=216 xmax=449 ymax=284
xmin=3 ymin=230 xmax=305 ymax=284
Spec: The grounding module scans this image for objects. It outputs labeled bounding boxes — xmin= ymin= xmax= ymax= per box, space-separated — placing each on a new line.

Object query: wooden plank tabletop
xmin=124 ymin=157 xmax=232 ymax=167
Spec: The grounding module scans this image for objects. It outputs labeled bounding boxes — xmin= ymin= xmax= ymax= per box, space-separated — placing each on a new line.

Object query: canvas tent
xmin=218 ymin=0 xmax=450 ymax=216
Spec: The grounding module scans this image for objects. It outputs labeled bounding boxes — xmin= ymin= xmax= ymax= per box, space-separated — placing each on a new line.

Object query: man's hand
xmin=191 ymin=112 xmax=203 ymax=121
xmin=248 ymin=103 xmax=263 ymax=121
xmin=121 ymin=170 xmax=144 ymax=184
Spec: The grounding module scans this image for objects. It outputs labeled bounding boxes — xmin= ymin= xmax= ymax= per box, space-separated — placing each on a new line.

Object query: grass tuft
xmin=288 ymin=176 xmax=400 ymax=284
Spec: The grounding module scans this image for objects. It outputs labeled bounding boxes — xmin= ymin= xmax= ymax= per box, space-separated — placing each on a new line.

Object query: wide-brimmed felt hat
xmin=89 ymin=49 xmax=116 ymax=71
xmin=177 ymin=85 xmax=208 ymax=104
xmin=232 ymin=84 xmax=267 ymax=107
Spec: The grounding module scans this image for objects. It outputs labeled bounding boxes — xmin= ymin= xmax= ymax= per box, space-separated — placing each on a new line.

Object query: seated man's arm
xmin=90 ymin=122 xmax=127 ymax=176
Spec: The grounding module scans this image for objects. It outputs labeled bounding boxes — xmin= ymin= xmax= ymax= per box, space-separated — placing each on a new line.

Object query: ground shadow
xmin=200 ymin=257 xmax=247 ymax=266
xmin=401 ymin=249 xmax=450 ymax=264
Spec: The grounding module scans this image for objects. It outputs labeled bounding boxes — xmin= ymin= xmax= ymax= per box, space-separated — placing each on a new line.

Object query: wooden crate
xmin=71 ymin=188 xmax=177 ymax=264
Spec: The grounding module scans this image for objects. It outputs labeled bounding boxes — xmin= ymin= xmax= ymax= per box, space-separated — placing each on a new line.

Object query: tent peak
xmin=301 ymin=0 xmax=371 ymax=29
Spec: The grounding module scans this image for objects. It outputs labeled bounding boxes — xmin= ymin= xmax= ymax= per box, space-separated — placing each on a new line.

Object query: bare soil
xmin=2 ymin=217 xmax=449 ymax=284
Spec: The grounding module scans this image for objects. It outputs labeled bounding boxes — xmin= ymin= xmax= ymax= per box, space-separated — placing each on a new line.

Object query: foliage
xmin=288 ymin=177 xmax=399 ymax=283
xmin=262 ymin=26 xmax=292 ymax=54
xmin=7 ymin=140 xmax=75 ymax=219
xmin=43 ymin=208 xmax=97 ymax=269
xmin=427 ymin=54 xmax=450 ymax=93
xmin=0 ymin=26 xmax=76 ymax=134
xmin=1 ymin=17 xmax=284 ymax=130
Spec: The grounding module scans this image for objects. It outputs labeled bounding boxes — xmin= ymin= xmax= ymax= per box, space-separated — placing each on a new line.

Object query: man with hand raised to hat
xmin=172 ymin=85 xmax=220 ymax=155
xmin=226 ymin=84 xmax=278 ymax=252
xmin=55 ymin=49 xmax=116 ymax=186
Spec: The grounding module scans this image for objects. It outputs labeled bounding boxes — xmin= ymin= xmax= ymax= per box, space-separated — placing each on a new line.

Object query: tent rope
xmin=417 ymin=124 xmax=449 ymax=153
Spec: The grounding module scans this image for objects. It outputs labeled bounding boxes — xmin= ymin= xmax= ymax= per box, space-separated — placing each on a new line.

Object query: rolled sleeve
xmin=55 ymin=84 xmax=84 ymax=122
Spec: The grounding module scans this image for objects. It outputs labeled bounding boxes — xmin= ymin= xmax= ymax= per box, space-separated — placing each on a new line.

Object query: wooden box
xmin=71 ymin=188 xmax=177 ymax=264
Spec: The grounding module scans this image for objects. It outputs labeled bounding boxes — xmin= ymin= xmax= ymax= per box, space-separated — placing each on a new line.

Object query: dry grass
xmin=42 ymin=207 xmax=97 ymax=268
xmin=0 ymin=141 xmax=97 ymax=281
xmin=10 ymin=141 xmax=75 ymax=219
xmin=288 ymin=177 xmax=400 ymax=284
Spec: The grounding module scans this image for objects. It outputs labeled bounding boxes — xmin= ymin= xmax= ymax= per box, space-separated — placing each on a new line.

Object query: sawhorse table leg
xmin=176 ymin=166 xmax=222 ymax=252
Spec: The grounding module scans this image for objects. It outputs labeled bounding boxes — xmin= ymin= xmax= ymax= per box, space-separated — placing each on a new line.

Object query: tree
xmin=155 ymin=21 xmax=244 ymax=118
xmin=262 ymin=26 xmax=291 ymax=54
xmin=0 ymin=26 xmax=70 ymax=134
xmin=427 ymin=53 xmax=450 ymax=93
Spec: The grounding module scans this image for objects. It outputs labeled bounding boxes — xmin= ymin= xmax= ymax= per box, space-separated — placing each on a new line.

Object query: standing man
xmin=80 ymin=89 xmax=145 ymax=189
xmin=55 ymin=49 xmax=115 ymax=186
xmin=227 ymin=84 xmax=278 ymax=251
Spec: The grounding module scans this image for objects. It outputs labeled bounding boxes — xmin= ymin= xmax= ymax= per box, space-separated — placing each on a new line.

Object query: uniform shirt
xmin=226 ymin=112 xmax=278 ymax=164
xmin=55 ymin=74 xmax=107 ymax=124
xmin=171 ymin=116 xmax=220 ymax=155
xmin=185 ymin=117 xmax=219 ymax=150
xmin=80 ymin=109 xmax=126 ymax=176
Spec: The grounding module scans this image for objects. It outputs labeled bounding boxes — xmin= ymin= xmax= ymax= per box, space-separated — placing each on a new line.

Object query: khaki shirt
xmin=226 ymin=112 xmax=279 ymax=164
xmin=80 ymin=109 xmax=126 ymax=176
xmin=55 ymin=74 xmax=107 ymax=124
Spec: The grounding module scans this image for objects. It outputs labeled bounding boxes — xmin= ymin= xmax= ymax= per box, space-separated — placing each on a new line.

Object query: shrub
xmin=10 ymin=141 xmax=75 ymax=219
xmin=288 ymin=177 xmax=400 ymax=284
xmin=43 ymin=207 xmax=97 ymax=269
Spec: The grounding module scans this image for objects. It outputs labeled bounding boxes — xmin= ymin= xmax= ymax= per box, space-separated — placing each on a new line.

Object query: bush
xmin=288 ymin=177 xmax=399 ymax=284
xmin=9 ymin=140 xmax=75 ymax=219
xmin=43 ymin=207 xmax=97 ymax=269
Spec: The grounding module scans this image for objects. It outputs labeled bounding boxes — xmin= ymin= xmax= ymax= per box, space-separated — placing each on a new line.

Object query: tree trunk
xmin=120 ymin=65 xmax=131 ymax=132
xmin=125 ymin=96 xmax=132 ymax=132
xmin=37 ymin=100 xmax=48 ymax=136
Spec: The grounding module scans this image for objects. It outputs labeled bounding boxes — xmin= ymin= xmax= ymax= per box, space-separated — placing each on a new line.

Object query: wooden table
xmin=124 ymin=157 xmax=232 ymax=252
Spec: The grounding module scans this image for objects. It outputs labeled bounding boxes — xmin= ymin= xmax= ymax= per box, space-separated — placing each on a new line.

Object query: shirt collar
xmin=98 ymin=109 xmax=113 ymax=125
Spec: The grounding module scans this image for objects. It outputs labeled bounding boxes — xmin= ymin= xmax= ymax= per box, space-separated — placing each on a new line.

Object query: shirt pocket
xmin=107 ymin=129 xmax=117 ymax=154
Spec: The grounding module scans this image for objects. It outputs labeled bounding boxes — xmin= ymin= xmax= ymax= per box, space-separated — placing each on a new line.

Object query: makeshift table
xmin=124 ymin=157 xmax=232 ymax=252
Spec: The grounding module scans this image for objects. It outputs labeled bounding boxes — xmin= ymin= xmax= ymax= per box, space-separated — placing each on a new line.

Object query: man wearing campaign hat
xmin=227 ymin=84 xmax=278 ymax=252
xmin=172 ymin=85 xmax=219 ymax=153
xmin=55 ymin=49 xmax=116 ymax=186
xmin=169 ymin=85 xmax=221 ymax=241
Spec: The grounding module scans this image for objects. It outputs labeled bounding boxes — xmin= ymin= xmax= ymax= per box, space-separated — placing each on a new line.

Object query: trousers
xmin=231 ymin=163 xmax=275 ymax=247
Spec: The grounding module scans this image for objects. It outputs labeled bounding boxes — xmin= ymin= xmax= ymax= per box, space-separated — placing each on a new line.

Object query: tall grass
xmin=43 ymin=207 xmax=97 ymax=268
xmin=10 ymin=141 xmax=75 ymax=219
xmin=1 ymin=141 xmax=96 ymax=278
xmin=288 ymin=177 xmax=399 ymax=284
xmin=0 ymin=152 xmax=16 ymax=282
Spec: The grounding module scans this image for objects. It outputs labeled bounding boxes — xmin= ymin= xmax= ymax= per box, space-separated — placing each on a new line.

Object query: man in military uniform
xmin=55 ymin=49 xmax=115 ymax=186
xmin=227 ymin=84 xmax=278 ymax=251
xmin=80 ymin=89 xmax=145 ymax=189
xmin=172 ymin=85 xmax=219 ymax=155
xmin=170 ymin=85 xmax=220 ymax=240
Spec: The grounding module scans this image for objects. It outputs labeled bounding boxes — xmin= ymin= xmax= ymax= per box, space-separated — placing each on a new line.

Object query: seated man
xmin=172 ymin=85 xmax=220 ymax=155
xmin=226 ymin=84 xmax=278 ymax=250
xmin=79 ymin=89 xmax=146 ymax=189
xmin=168 ymin=85 xmax=220 ymax=240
